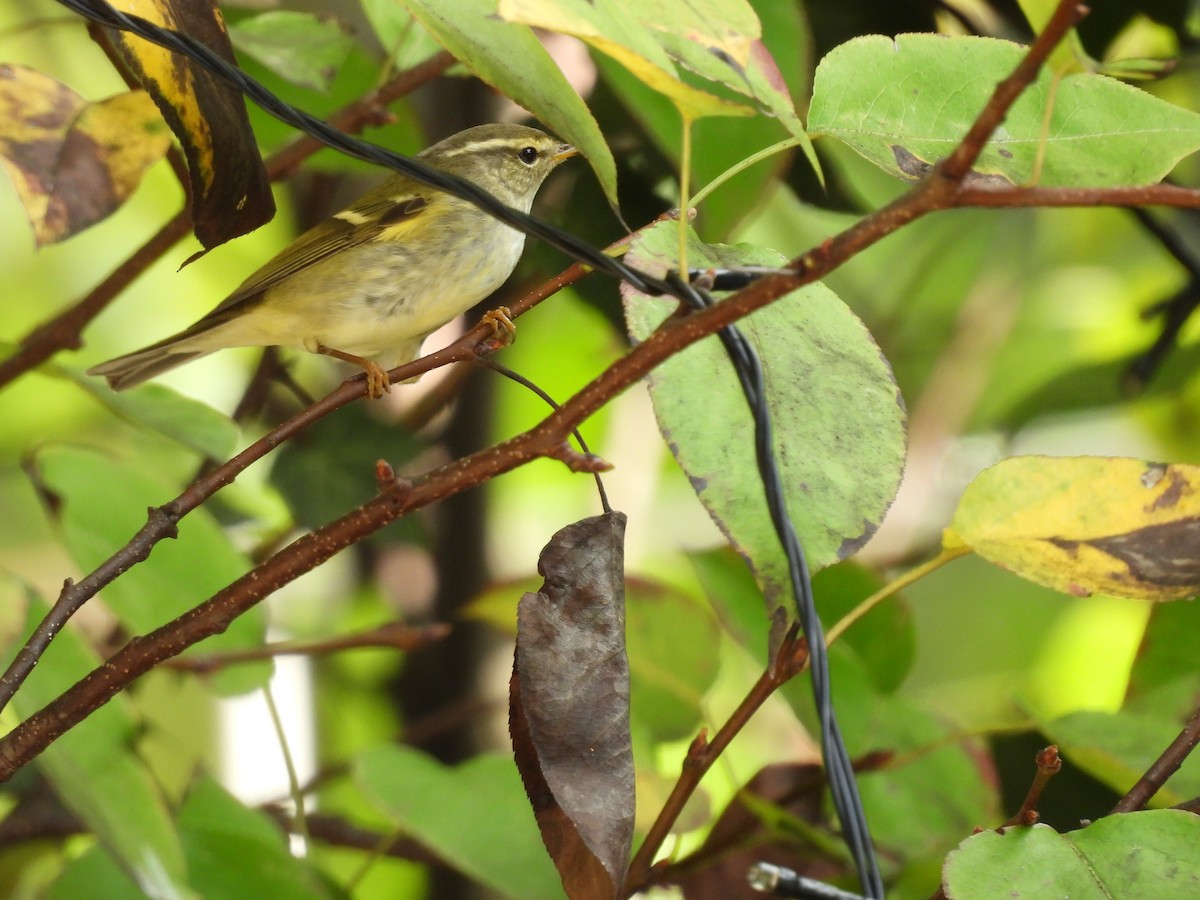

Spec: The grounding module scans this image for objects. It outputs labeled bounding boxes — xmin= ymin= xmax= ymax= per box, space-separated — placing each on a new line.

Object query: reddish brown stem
xmin=163 ymin=621 xmax=451 ymax=674
xmin=622 ymin=628 xmax=810 ymax=895
xmin=1001 ymin=745 xmax=1062 ymax=828
xmin=940 ymin=3 xmax=1089 ymax=181
xmin=1112 ymin=705 xmax=1200 ymax=814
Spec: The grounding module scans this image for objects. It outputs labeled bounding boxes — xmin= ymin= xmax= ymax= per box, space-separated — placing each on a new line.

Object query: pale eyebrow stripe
xmin=437 ymin=138 xmax=526 ymax=157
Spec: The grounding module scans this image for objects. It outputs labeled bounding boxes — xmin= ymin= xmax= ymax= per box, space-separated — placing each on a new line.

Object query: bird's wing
xmin=206 ymin=186 xmax=433 ymax=317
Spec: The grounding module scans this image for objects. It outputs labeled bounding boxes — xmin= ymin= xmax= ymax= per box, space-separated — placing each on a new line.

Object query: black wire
xmin=55 ymin=0 xmax=882 ymax=891
xmin=749 ymin=862 xmax=870 ymax=899
xmin=666 ymin=277 xmax=883 ymax=897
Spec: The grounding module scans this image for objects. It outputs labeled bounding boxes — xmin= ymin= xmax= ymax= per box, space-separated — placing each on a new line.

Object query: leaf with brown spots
xmin=99 ymin=0 xmax=275 ymax=250
xmin=947 ymin=456 xmax=1200 ymax=600
xmin=511 ymin=512 xmax=635 ymax=900
xmin=0 ymin=65 xmax=170 ymax=245
xmin=622 ymin=221 xmax=907 ymax=606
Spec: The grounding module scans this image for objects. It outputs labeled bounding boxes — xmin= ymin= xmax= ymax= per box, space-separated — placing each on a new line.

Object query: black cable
xmin=54 ymin=1 xmax=883 ymax=891
xmin=666 ymin=276 xmax=883 ymax=896
xmin=748 ymin=862 xmax=870 ymax=899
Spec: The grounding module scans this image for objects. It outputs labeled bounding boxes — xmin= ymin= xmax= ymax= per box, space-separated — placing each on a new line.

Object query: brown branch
xmin=1111 ymin=705 xmax=1200 ymax=814
xmin=622 ymin=627 xmax=811 ymax=895
xmin=956 ymin=183 xmax=1200 ymax=209
xmin=939 ymin=2 xmax=1088 ymax=181
xmin=0 ymin=49 xmax=455 ymax=391
xmin=0 ymin=790 xmax=447 ymax=868
xmin=262 ymin=807 xmax=446 ymax=866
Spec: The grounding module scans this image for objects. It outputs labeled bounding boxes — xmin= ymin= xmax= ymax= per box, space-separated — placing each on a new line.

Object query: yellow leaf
xmin=0 ymin=65 xmax=169 ymax=244
xmin=498 ymin=0 xmax=751 ymax=121
xmin=103 ymin=0 xmax=275 ymax=249
xmin=951 ymin=456 xmax=1200 ymax=601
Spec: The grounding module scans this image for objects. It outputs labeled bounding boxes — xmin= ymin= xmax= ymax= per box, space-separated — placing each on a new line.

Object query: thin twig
xmin=164 ymin=621 xmax=451 ymax=674
xmin=1112 ymin=705 xmax=1200 ymax=814
xmin=623 ymin=627 xmax=810 ymax=894
xmin=1001 ymin=745 xmax=1062 ymax=827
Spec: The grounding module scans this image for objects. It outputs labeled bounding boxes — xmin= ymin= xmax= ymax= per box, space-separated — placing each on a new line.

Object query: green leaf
xmin=178 ymin=777 xmax=336 ymax=899
xmin=812 ymin=561 xmax=914 ymax=694
xmin=625 ymin=580 xmax=720 ymax=740
xmin=595 ymin=0 xmax=817 ymax=236
xmin=1038 ymin=709 xmax=1200 ymax=806
xmin=357 ymin=0 xmax=445 ymax=72
xmin=229 ymin=11 xmax=356 ymax=93
xmin=943 ymin=811 xmax=1200 ymax=899
xmin=15 ymin=593 xmax=193 ymax=900
xmin=356 ymin=745 xmax=562 ymax=900
xmin=809 ymin=34 xmax=1200 ymax=186
xmin=498 ymin=0 xmax=753 ymax=123
xmin=401 ymin=0 xmax=619 ymax=205
xmin=689 ymin=546 xmax=772 ymax=653
xmin=63 ymin=365 xmax=239 ymax=460
xmin=31 ymin=446 xmax=268 ymax=694
xmin=1126 ymin=597 xmax=1200 ymax=721
xmin=47 ymin=846 xmax=165 ymax=900
xmin=623 ymin=222 xmax=907 ymax=604
xmin=270 ymin=402 xmax=425 ymax=540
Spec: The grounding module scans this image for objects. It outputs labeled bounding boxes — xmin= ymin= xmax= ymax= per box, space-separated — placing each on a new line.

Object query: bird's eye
xmin=518 ymin=146 xmax=539 ymax=165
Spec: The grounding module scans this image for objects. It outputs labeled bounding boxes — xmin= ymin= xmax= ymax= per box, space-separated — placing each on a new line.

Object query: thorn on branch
xmin=374 ymin=461 xmax=412 ymax=499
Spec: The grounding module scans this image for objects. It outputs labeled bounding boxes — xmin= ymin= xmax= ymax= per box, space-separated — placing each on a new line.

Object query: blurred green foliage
xmin=0 ymin=0 xmax=1198 ymax=897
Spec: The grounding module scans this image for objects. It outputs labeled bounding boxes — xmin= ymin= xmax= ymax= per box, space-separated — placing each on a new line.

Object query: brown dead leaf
xmin=511 ymin=512 xmax=635 ymax=900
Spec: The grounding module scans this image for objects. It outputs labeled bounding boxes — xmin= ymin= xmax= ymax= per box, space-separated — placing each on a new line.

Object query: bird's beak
xmin=553 ymin=144 xmax=579 ymax=163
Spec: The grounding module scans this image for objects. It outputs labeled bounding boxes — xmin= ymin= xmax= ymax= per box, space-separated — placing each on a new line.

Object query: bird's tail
xmin=87 ymin=341 xmax=212 ymax=391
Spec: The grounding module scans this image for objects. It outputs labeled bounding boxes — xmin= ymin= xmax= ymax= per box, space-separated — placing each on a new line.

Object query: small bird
xmin=88 ymin=124 xmax=577 ymax=398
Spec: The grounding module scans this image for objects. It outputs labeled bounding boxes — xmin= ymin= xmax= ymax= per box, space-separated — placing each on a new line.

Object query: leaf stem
xmin=691 ymin=136 xmax=807 ymax=210
xmin=825 ymin=545 xmax=971 ymax=649
xmin=678 ymin=112 xmax=694 ymax=274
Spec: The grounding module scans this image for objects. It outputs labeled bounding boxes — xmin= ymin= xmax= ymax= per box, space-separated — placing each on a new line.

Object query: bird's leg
xmin=476 ymin=306 xmax=517 ymax=354
xmin=317 ymin=344 xmax=390 ymax=399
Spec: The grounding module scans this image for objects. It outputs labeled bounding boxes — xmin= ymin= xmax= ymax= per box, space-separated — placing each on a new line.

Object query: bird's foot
xmin=477 ymin=306 xmax=516 ymax=354
xmin=318 ymin=344 xmax=392 ymax=399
